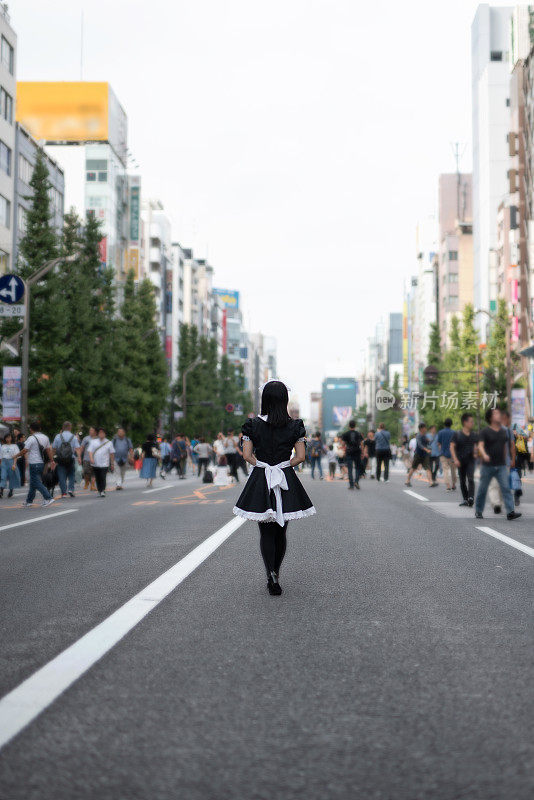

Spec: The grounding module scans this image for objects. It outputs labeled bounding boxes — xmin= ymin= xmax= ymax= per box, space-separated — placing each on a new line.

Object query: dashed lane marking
xmin=0 ymin=509 xmax=78 ymax=533
xmin=403 ymin=489 xmax=429 ymax=502
xmin=0 ymin=515 xmax=247 ymax=751
xmin=476 ymin=526 xmax=534 ymax=559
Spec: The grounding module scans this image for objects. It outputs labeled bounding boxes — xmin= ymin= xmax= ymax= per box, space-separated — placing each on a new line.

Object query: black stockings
xmin=259 ymin=521 xmax=288 ymax=575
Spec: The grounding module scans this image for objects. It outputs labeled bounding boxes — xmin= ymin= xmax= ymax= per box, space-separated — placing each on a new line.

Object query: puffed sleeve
xmin=241 ymin=418 xmax=254 ymax=441
xmin=295 ymin=419 xmax=306 ymax=442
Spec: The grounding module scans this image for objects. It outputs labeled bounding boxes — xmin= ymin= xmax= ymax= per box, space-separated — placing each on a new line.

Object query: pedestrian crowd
xmin=403 ymin=409 xmax=533 ymax=520
xmin=0 ymin=421 xmax=253 ymax=507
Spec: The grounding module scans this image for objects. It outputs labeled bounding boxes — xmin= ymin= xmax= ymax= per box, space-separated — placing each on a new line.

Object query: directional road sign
xmin=0 ymin=274 xmax=25 ymax=317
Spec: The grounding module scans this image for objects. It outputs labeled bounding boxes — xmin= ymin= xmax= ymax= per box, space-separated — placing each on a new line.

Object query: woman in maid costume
xmin=233 ymin=380 xmax=316 ymax=595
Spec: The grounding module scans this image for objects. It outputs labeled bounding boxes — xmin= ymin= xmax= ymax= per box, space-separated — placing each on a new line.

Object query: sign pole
xmin=21 ymin=286 xmax=30 ymax=434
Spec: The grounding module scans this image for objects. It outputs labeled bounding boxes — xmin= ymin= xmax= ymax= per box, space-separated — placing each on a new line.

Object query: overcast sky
xmin=13 ymin=0 xmax=498 ymax=414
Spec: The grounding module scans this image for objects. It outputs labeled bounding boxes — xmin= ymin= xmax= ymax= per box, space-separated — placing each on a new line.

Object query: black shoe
xmin=459 ymin=501 xmax=469 ymax=507
xmin=8 ymin=489 xmax=13 ymax=498
xmin=430 ymin=482 xmax=438 ymax=487
xmin=267 ymin=572 xmax=282 ymax=596
xmin=494 ymin=505 xmax=502 ymax=514
xmin=354 ymin=483 xmax=360 ymax=490
xmin=507 ymin=511 xmax=521 ymax=521
xmin=68 ymin=490 xmax=75 ymax=498
xmin=348 ymin=485 xmax=354 ymax=490
xmin=475 ymin=511 xmax=483 ymax=519
xmin=0 ymin=488 xmax=4 ymax=498
xmin=468 ymin=499 xmax=474 ymax=507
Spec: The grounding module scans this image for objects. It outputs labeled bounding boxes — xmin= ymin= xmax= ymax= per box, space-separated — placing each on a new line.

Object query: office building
xmin=140 ymin=199 xmax=173 ymax=374
xmin=387 ymin=312 xmax=403 ymax=385
xmin=471 ymin=5 xmax=513 ymax=328
xmin=17 ymin=81 xmax=129 ymax=280
xmin=438 ymin=173 xmax=474 ymax=344
xmin=13 ymin=123 xmax=64 ymax=266
xmin=0 ymin=6 xmax=15 ymax=273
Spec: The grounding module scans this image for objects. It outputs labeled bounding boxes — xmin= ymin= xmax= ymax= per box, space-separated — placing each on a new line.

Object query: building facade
xmin=13 ymin=124 xmax=64 ymax=267
xmin=0 ymin=7 xmax=15 ymax=274
xmin=472 ymin=5 xmax=513 ymax=329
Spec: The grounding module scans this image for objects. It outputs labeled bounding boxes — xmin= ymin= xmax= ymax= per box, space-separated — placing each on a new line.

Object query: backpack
xmin=203 ymin=469 xmax=214 ymax=484
xmin=29 ymin=434 xmax=48 ymax=463
xmin=515 ymin=434 xmax=527 ymax=454
xmin=56 ymin=433 xmax=74 ymax=466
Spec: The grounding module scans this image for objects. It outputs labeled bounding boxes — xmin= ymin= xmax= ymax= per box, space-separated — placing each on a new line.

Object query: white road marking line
xmin=0 ymin=509 xmax=78 ymax=533
xmin=403 ymin=489 xmax=429 ymax=502
xmin=0 ymin=515 xmax=246 ymax=751
xmin=142 ymin=483 xmax=188 ymax=494
xmin=476 ymin=526 xmax=534 ymax=559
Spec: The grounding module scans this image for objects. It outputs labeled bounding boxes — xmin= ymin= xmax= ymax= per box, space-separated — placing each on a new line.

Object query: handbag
xmin=509 ymin=467 xmax=522 ymax=492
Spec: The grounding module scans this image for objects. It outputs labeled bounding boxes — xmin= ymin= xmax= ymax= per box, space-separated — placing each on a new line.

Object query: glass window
xmin=17 ymin=204 xmax=27 ymax=235
xmin=86 ymin=159 xmax=107 ymax=170
xmin=490 ymin=51 xmax=502 ymax=62
xmin=97 ymin=171 xmax=107 ymax=182
xmin=0 ymin=194 xmax=11 ymax=228
xmin=0 ymin=87 xmax=12 ymax=123
xmin=0 ymin=140 xmax=11 ymax=176
xmin=1 ymin=37 xmax=13 ymax=74
xmin=86 ymin=171 xmax=96 ymax=182
xmin=448 ymin=250 xmax=458 ymax=260
xmin=19 ymin=154 xmax=32 ymax=184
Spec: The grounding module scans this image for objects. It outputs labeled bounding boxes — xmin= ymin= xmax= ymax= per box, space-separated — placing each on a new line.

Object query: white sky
xmin=12 ymin=0 xmax=502 ymax=415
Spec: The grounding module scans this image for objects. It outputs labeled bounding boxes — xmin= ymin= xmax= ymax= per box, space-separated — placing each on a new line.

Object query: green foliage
xmin=172 ymin=324 xmax=253 ymax=439
xmin=376 ymin=372 xmax=402 ymax=442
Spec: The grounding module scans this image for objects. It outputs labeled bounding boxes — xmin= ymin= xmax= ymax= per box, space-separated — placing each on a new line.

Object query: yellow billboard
xmin=16 ymin=82 xmax=109 ymax=143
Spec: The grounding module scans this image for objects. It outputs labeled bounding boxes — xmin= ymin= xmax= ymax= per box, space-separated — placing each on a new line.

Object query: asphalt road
xmin=0 ymin=464 xmax=533 ymax=799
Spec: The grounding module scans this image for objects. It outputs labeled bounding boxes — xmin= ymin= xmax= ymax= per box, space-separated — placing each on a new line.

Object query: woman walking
xmin=0 ymin=432 xmax=21 ymax=498
xmin=140 ymin=433 xmax=159 ymax=488
xmin=233 ymin=381 xmax=315 ymax=595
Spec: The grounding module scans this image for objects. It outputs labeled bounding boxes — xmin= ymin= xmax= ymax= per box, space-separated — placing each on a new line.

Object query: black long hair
xmin=260 ymin=381 xmax=291 ymax=428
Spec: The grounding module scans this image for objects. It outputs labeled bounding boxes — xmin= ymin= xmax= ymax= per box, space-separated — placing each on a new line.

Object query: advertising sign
xmin=17 ymin=82 xmax=110 ymax=143
xmin=213 ymin=288 xmax=239 ymax=310
xmin=129 ymin=184 xmax=140 ymax=242
xmin=2 ymin=366 xmax=21 ymax=421
xmin=511 ymin=388 xmax=526 ymax=428
xmin=332 ymin=406 xmax=353 ymax=427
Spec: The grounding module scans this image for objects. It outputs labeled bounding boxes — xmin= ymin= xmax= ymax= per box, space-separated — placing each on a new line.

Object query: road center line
xmin=476 ymin=526 xmax=534 ymax=559
xmin=0 ymin=515 xmax=246 ymax=751
xmin=0 ymin=509 xmax=78 ymax=533
xmin=403 ymin=489 xmax=429 ymax=502
xmin=142 ymin=483 xmax=189 ymax=494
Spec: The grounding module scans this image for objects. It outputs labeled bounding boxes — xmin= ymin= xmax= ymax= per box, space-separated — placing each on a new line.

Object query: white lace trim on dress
xmin=232 ymin=506 xmax=316 ymax=522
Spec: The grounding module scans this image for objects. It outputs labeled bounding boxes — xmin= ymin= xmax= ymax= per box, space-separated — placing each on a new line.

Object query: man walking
xmin=342 ymin=421 xmax=363 ymax=490
xmin=53 ymin=421 xmax=81 ymax=499
xmin=474 ymin=408 xmax=521 ymax=520
xmin=488 ymin=409 xmax=516 ymax=513
xmin=363 ymin=429 xmax=376 ymax=479
xmin=171 ymin=434 xmax=187 ymax=479
xmin=81 ymin=427 xmax=97 ymax=490
xmin=405 ymin=422 xmax=435 ymax=487
xmin=374 ymin=422 xmax=391 ymax=482
xmin=159 ymin=437 xmax=171 ymax=477
xmin=451 ymin=412 xmax=477 ymax=508
xmin=113 ymin=428 xmax=133 ymax=490
xmin=194 ymin=438 xmax=212 ymax=477
xmin=309 ymin=432 xmax=324 ymax=480
xmin=224 ymin=429 xmax=241 ymax=482
xmin=87 ymin=428 xmax=115 ymax=497
xmin=437 ymin=418 xmax=457 ymax=491
xmin=20 ymin=421 xmax=55 ymax=508
xmin=428 ymin=424 xmax=440 ymax=484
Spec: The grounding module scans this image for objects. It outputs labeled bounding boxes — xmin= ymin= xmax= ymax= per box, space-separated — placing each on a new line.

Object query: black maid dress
xmin=233 ymin=416 xmax=316 ymax=523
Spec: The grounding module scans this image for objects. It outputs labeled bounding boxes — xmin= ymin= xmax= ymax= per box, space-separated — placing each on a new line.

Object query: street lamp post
xmin=18 ymin=255 xmax=78 ymax=433
xmin=173 ymin=356 xmax=206 ymax=436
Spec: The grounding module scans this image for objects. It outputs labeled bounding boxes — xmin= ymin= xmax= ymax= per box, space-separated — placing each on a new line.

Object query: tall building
xmin=0 ymin=7 xmax=16 ymax=274
xmin=321 ymin=377 xmax=358 ymax=438
xmin=438 ymin=173 xmax=474 ymax=344
xmin=140 ymin=199 xmax=173 ymax=374
xmin=472 ymin=5 xmax=513 ymax=327
xmin=13 ymin=124 xmax=64 ymax=267
xmin=17 ymin=81 xmax=129 ymax=281
xmin=414 ymin=216 xmax=438 ymax=375
xmin=387 ymin=312 xmax=403 ymax=385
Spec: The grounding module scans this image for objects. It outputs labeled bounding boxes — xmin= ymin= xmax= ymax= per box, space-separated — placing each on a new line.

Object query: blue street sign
xmin=0 ymin=274 xmax=25 ymax=305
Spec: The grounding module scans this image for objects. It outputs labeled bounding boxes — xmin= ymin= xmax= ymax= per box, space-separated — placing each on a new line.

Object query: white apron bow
xmin=254 ymin=460 xmax=291 ymax=526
